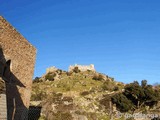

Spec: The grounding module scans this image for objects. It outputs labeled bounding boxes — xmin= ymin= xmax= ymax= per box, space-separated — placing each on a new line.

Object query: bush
xmin=33 ymin=77 xmax=41 ymax=83
xmin=110 ymin=77 xmax=114 ymax=81
xmin=111 ymin=93 xmax=133 ymax=112
xmin=80 ymin=91 xmax=90 ymax=96
xmin=111 ymin=80 xmax=160 ymax=112
xmin=92 ymin=74 xmax=104 ymax=81
xmin=31 ymin=91 xmax=47 ymax=101
xmin=113 ymin=86 xmax=119 ymax=91
xmin=99 ymin=95 xmax=111 ymax=111
xmin=45 ymin=72 xmax=56 ymax=81
xmin=101 ymin=81 xmax=115 ymax=91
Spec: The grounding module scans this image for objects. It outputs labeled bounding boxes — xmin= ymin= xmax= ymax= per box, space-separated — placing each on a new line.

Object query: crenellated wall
xmin=69 ymin=64 xmax=95 ymax=72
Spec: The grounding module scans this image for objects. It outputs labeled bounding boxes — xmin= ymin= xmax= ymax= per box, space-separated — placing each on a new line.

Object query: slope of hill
xmin=31 ymin=66 xmax=124 ymax=120
xmin=31 ymin=66 xmax=160 ymax=120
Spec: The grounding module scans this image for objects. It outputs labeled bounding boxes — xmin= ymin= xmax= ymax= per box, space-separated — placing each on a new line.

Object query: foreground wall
xmin=0 ymin=16 xmax=36 ymax=119
xmin=0 ymin=77 xmax=7 ymax=119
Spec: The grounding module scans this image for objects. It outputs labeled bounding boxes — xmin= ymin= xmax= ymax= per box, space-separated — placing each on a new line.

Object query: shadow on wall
xmin=0 ymin=46 xmax=28 ymax=120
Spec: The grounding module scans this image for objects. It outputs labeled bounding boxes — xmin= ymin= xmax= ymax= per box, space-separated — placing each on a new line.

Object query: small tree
xmin=123 ymin=81 xmax=145 ymax=109
xmin=111 ymin=93 xmax=133 ymax=112
xmin=141 ymin=80 xmax=147 ymax=88
xmin=143 ymin=85 xmax=159 ymax=107
xmin=111 ymin=80 xmax=160 ymax=112
xmin=45 ymin=73 xmax=56 ymax=81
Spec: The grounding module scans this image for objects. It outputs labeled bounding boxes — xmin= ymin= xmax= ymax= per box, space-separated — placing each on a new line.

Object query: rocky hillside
xmin=31 ymin=66 xmax=160 ymax=120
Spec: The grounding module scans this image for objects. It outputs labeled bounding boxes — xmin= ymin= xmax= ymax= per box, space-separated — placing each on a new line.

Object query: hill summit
xmin=31 ymin=65 xmax=160 ymax=120
xmin=69 ymin=64 xmax=95 ymax=72
xmin=31 ymin=65 xmax=124 ymax=120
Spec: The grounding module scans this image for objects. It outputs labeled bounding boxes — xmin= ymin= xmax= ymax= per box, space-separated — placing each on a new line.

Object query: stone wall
xmin=69 ymin=64 xmax=95 ymax=72
xmin=0 ymin=94 xmax=7 ymax=120
xmin=0 ymin=16 xmax=36 ymax=119
xmin=46 ymin=66 xmax=58 ymax=74
xmin=0 ymin=77 xmax=7 ymax=120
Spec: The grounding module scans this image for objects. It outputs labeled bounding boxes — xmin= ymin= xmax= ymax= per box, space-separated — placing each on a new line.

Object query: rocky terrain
xmin=31 ymin=66 xmax=160 ymax=120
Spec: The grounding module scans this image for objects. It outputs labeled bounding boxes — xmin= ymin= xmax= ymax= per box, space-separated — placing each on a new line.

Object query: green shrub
xmin=99 ymin=95 xmax=111 ymax=111
xmin=111 ymin=80 xmax=160 ymax=112
xmin=31 ymin=91 xmax=47 ymax=101
xmin=93 ymin=74 xmax=104 ymax=81
xmin=33 ymin=77 xmax=41 ymax=83
xmin=110 ymin=77 xmax=114 ymax=81
xmin=45 ymin=72 xmax=56 ymax=81
xmin=111 ymin=93 xmax=133 ymax=112
xmin=101 ymin=81 xmax=115 ymax=91
xmin=113 ymin=86 xmax=119 ymax=91
xmin=80 ymin=91 xmax=90 ymax=96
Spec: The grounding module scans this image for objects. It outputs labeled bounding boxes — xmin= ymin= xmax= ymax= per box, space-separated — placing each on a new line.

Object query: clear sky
xmin=0 ymin=0 xmax=160 ymax=84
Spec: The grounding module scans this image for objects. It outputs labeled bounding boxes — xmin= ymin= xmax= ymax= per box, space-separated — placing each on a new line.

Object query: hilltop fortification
xmin=69 ymin=64 xmax=95 ymax=72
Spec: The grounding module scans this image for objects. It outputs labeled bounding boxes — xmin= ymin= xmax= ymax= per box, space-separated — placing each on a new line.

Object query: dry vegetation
xmin=31 ymin=68 xmax=160 ymax=120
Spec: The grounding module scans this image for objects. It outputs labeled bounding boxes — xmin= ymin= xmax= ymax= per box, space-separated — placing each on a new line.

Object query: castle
xmin=0 ymin=16 xmax=36 ymax=119
xmin=69 ymin=64 xmax=95 ymax=72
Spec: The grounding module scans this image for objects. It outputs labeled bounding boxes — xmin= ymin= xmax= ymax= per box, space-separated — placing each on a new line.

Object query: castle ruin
xmin=0 ymin=16 xmax=36 ymax=119
xmin=69 ymin=64 xmax=95 ymax=72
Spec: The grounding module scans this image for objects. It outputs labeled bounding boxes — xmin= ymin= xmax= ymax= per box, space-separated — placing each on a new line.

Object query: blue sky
xmin=0 ymin=0 xmax=160 ymax=84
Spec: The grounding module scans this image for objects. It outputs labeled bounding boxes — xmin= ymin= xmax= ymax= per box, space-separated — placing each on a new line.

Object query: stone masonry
xmin=0 ymin=16 xmax=36 ymax=119
xmin=0 ymin=77 xmax=7 ymax=120
xmin=0 ymin=94 xmax=7 ymax=120
xmin=69 ymin=64 xmax=95 ymax=72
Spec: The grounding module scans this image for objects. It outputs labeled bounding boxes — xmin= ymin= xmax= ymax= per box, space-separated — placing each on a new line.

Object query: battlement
xmin=46 ymin=66 xmax=58 ymax=74
xmin=69 ymin=64 xmax=95 ymax=72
